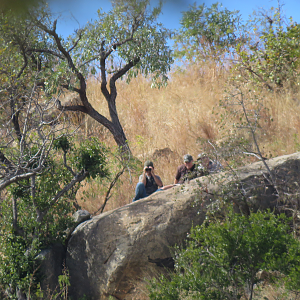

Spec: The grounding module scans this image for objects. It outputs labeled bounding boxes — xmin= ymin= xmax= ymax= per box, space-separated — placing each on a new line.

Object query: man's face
xmin=145 ymin=166 xmax=153 ymax=174
xmin=184 ymin=160 xmax=194 ymax=170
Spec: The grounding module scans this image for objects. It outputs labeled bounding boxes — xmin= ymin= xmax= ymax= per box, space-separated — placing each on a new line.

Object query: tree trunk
xmin=88 ymin=109 xmax=129 ymax=151
xmin=110 ymin=122 xmax=130 ymax=153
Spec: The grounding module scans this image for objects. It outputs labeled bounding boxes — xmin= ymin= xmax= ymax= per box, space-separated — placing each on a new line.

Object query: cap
xmin=183 ymin=154 xmax=193 ymax=163
xmin=144 ymin=160 xmax=154 ymax=168
xmin=198 ymin=153 xmax=208 ymax=159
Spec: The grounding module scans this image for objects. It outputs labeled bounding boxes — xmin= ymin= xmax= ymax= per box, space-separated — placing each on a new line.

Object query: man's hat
xmin=144 ymin=160 xmax=154 ymax=167
xmin=197 ymin=152 xmax=208 ymax=159
xmin=183 ymin=154 xmax=193 ymax=162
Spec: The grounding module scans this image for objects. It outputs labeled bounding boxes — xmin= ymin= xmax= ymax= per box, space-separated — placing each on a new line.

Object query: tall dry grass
xmin=71 ymin=63 xmax=300 ymax=213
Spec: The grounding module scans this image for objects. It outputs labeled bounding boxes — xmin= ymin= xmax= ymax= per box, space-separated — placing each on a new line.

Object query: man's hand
xmin=150 ymin=167 xmax=155 ymax=176
xmin=143 ymin=166 xmax=163 ymax=187
xmin=144 ymin=166 xmax=153 ymax=174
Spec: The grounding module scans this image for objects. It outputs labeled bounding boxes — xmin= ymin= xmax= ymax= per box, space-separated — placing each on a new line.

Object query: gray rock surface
xmin=36 ymin=243 xmax=66 ymax=293
xmin=66 ymin=152 xmax=300 ymax=300
xmin=73 ymin=209 xmax=91 ymax=224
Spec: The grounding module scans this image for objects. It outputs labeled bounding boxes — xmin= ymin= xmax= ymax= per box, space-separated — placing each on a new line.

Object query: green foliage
xmin=72 ymin=138 xmax=109 ymax=179
xmin=53 ymin=136 xmax=71 ymax=153
xmin=0 ymin=0 xmax=173 ymax=93
xmin=174 ymin=2 xmax=300 ymax=90
xmin=0 ymin=6 xmax=54 ymax=85
xmin=0 ymin=234 xmax=41 ymax=294
xmin=148 ymin=210 xmax=300 ymax=300
xmin=0 ymin=136 xmax=110 ymax=298
xmin=0 ymin=0 xmax=43 ymax=15
xmin=235 ymin=6 xmax=300 ymax=89
xmin=57 ymin=266 xmax=71 ymax=300
xmin=173 ymin=2 xmax=243 ymax=63
xmin=76 ymin=0 xmax=173 ymax=88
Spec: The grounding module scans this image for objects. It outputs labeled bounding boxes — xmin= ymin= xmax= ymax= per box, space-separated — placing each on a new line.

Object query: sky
xmin=48 ymin=0 xmax=300 ymax=38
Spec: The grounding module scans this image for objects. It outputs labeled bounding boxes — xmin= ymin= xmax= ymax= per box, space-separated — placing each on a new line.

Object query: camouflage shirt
xmin=175 ymin=164 xmax=205 ymax=184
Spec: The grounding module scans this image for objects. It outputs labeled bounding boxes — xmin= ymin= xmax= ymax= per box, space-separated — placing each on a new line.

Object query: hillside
xmin=71 ymin=63 xmax=300 ymax=213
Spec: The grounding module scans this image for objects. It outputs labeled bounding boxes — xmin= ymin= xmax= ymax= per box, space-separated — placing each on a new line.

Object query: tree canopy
xmin=173 ymin=2 xmax=243 ymax=63
xmin=0 ymin=0 xmax=173 ymax=150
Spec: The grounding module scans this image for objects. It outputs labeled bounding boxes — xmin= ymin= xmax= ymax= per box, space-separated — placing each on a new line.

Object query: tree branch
xmin=56 ymin=100 xmax=88 ymax=113
xmin=93 ymin=167 xmax=126 ymax=215
xmin=12 ymin=196 xmax=25 ymax=236
xmin=67 ymin=29 xmax=84 ymax=53
xmin=0 ymin=137 xmax=53 ymax=191
xmin=27 ymin=48 xmax=65 ymax=59
xmin=100 ymin=40 xmax=110 ymax=100
xmin=63 ymin=152 xmax=75 ymax=176
xmin=240 ymin=93 xmax=279 ymax=196
xmin=10 ymin=100 xmax=22 ymax=143
xmin=0 ymin=168 xmax=44 ymax=191
xmin=17 ymin=47 xmax=29 ymax=79
xmin=37 ymin=169 xmax=89 ymax=223
xmin=0 ymin=150 xmax=13 ymax=171
xmin=35 ymin=19 xmax=90 ymax=106
xmin=111 ymin=58 xmax=140 ymax=84
xmin=244 ymin=65 xmax=273 ymax=91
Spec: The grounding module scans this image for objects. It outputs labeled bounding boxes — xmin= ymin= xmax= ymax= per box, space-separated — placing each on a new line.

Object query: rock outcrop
xmin=66 ymin=152 xmax=300 ymax=300
xmin=36 ymin=210 xmax=91 ymax=295
xmin=67 ymin=185 xmax=207 ymax=300
xmin=73 ymin=209 xmax=91 ymax=224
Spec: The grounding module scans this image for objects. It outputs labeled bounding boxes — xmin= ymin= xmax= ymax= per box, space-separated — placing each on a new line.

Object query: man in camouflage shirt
xmin=174 ymin=154 xmax=207 ymax=184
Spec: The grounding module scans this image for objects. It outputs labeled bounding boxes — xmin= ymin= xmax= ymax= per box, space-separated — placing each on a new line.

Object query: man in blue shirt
xmin=133 ymin=161 xmax=163 ymax=202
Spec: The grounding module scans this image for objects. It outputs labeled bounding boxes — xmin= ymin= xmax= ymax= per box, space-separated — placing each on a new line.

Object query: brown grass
xmin=68 ymin=63 xmax=300 ymax=214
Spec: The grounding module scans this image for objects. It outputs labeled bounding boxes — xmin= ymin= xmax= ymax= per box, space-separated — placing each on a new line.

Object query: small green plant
xmin=148 ymin=209 xmax=300 ymax=300
xmin=57 ymin=265 xmax=71 ymax=300
xmin=72 ymin=138 xmax=109 ymax=179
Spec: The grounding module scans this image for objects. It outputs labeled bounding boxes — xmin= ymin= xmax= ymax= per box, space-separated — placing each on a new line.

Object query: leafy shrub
xmin=72 ymin=138 xmax=109 ymax=179
xmin=148 ymin=209 xmax=300 ymax=300
xmin=235 ymin=7 xmax=300 ymax=90
xmin=0 ymin=137 xmax=110 ymax=298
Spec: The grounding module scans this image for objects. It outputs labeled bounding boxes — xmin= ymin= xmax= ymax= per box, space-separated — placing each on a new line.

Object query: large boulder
xmin=67 ymin=186 xmax=207 ymax=300
xmin=66 ymin=152 xmax=300 ymax=300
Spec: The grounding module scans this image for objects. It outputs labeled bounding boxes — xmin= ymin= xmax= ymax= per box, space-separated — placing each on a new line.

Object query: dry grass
xmin=251 ymin=283 xmax=300 ymax=300
xmin=68 ymin=63 xmax=300 ymax=214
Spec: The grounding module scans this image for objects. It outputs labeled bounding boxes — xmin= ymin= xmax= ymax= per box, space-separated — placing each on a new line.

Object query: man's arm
xmin=151 ymin=168 xmax=163 ymax=187
xmin=174 ymin=166 xmax=181 ymax=184
xmin=140 ymin=168 xmax=147 ymax=186
xmin=153 ymin=175 xmax=163 ymax=187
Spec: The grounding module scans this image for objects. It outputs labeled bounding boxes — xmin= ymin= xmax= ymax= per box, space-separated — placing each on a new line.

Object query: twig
xmin=93 ymin=167 xmax=126 ymax=215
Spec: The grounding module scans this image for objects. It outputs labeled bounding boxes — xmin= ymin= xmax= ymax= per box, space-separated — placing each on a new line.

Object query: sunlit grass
xmin=65 ymin=63 xmax=300 ymax=213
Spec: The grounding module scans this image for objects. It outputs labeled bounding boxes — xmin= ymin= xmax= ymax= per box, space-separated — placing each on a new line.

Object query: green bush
xmin=148 ymin=209 xmax=300 ymax=300
xmin=0 ymin=137 xmax=110 ymax=298
xmin=235 ymin=7 xmax=300 ymax=90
